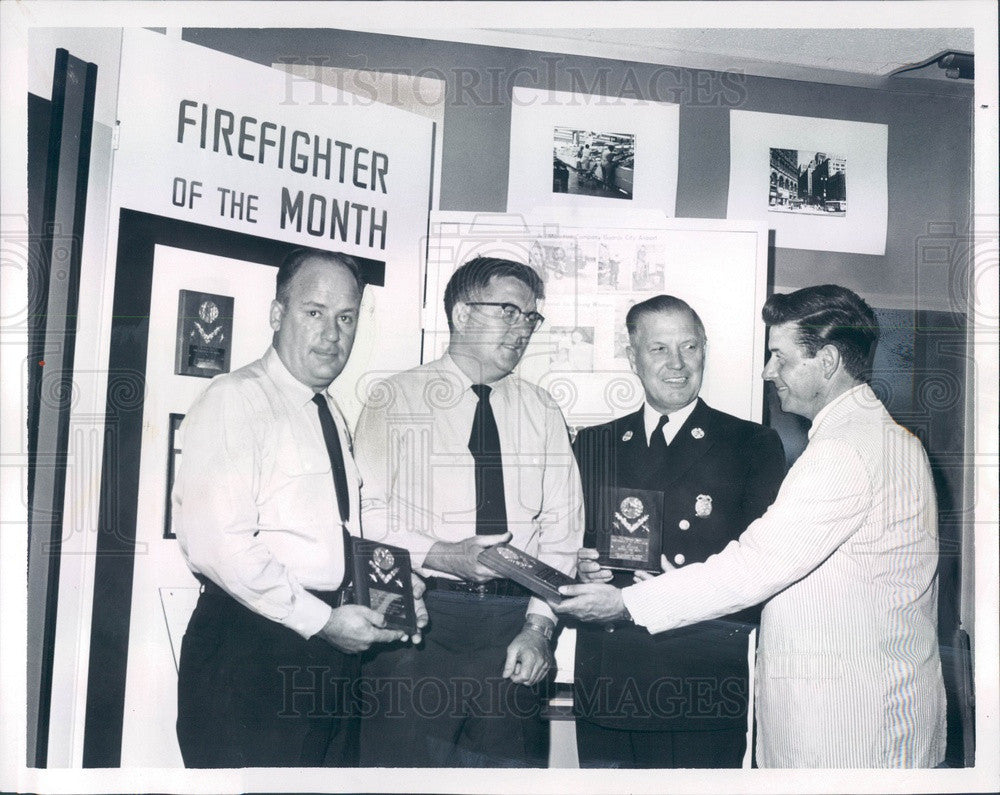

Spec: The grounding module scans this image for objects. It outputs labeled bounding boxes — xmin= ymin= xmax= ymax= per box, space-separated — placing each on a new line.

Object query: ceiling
xmin=407 ymin=27 xmax=975 ymax=90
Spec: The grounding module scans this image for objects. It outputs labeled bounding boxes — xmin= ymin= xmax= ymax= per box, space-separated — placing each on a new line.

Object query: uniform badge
xmin=691 ymin=427 xmax=705 ymax=439
xmin=695 ymin=494 xmax=713 ymax=518
xmin=622 ymin=430 xmax=633 ymax=442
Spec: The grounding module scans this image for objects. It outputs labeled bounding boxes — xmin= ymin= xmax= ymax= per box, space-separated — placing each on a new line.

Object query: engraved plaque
xmin=597 ymin=487 xmax=663 ymax=571
xmin=175 ymin=289 xmax=234 ymax=378
xmin=351 ymin=538 xmax=418 ymax=634
xmin=477 ymin=543 xmax=576 ymax=603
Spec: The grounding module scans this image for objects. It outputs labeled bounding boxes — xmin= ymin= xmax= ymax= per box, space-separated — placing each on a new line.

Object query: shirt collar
xmin=440 ymin=350 xmax=511 ymax=395
xmin=807 ymin=383 xmax=871 ymax=439
xmin=262 ymin=346 xmax=326 ymax=407
xmin=642 ymin=396 xmax=699 ymax=444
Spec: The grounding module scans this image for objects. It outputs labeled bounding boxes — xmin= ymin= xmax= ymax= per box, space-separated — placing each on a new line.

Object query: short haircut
xmin=275 ymin=247 xmax=364 ymax=304
xmin=762 ymin=284 xmax=879 ymax=381
xmin=443 ymin=256 xmax=545 ymax=331
xmin=625 ymin=295 xmax=706 ymax=340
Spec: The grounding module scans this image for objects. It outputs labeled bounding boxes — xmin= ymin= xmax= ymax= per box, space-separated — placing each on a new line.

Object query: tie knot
xmin=311 ymin=392 xmax=327 ymax=409
xmin=471 ymin=383 xmax=492 ymax=402
xmin=655 ymin=414 xmax=669 ymax=432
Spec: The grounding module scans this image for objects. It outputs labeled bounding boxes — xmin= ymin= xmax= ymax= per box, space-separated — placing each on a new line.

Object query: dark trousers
xmin=358 ymin=590 xmax=548 ymax=767
xmin=576 ymin=719 xmax=746 ymax=769
xmin=176 ymin=588 xmax=360 ymax=768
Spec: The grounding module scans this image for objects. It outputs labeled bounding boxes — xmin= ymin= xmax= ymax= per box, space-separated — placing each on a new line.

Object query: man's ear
xmin=269 ymin=299 xmax=284 ymax=332
xmin=451 ymin=301 xmax=471 ymax=333
xmin=818 ymin=343 xmax=841 ymax=378
xmin=625 ymin=344 xmax=638 ymax=376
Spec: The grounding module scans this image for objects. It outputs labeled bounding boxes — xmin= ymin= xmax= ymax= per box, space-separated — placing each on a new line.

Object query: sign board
xmin=94 ymin=30 xmax=436 ymax=766
xmin=111 ymin=29 xmax=436 ymax=419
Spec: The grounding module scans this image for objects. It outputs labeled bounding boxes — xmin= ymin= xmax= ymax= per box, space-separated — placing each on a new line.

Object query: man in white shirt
xmin=354 ymin=255 xmax=584 ymax=767
xmin=555 ymin=284 xmax=947 ymax=767
xmin=173 ymin=248 xmax=425 ymax=767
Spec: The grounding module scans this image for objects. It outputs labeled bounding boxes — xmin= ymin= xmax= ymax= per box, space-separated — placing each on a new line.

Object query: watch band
xmin=522 ymin=618 xmax=554 ymax=641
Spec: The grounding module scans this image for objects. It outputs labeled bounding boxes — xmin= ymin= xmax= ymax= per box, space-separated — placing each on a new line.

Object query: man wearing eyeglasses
xmin=353 ymin=255 xmax=584 ymax=767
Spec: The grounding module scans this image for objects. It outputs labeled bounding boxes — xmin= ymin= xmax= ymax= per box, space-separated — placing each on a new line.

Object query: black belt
xmin=196 ymin=575 xmax=350 ymax=608
xmin=425 ymin=576 xmax=531 ymax=599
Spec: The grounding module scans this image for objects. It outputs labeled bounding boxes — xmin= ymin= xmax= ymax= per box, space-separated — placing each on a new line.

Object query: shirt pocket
xmin=273 ymin=417 xmax=332 ymax=478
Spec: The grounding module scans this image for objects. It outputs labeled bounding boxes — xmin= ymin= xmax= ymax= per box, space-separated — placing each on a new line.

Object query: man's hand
xmin=576 ymin=547 xmax=613 ymax=583
xmin=502 ymin=624 xmax=554 ymax=686
xmin=552 ymin=583 xmax=627 ymax=623
xmin=424 ymin=531 xmax=512 ymax=582
xmin=400 ymin=573 xmax=429 ymax=645
xmin=316 ymin=605 xmax=405 ymax=653
xmin=632 ymin=553 xmax=674 ymax=583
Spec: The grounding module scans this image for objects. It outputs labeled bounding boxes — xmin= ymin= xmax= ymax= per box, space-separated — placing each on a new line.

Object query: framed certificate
xmin=596 ymin=487 xmax=663 ymax=571
xmin=351 ymin=538 xmax=418 ymax=634
xmin=477 ymin=543 xmax=576 ymax=603
xmin=162 ymin=413 xmax=185 ymax=539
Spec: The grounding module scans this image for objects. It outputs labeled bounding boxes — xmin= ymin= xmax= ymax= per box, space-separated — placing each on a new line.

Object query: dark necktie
xmin=312 ymin=392 xmax=354 ymax=592
xmin=648 ymin=413 xmax=669 ymax=460
xmin=311 ymin=392 xmax=351 ymax=525
xmin=468 ymin=384 xmax=508 ymax=535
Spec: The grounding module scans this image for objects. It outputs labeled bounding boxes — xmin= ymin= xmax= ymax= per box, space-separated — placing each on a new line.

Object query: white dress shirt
xmin=641 ymin=398 xmax=698 ymax=446
xmin=173 ymin=346 xmax=360 ymax=639
xmin=623 ymin=385 xmax=947 ymax=767
xmin=354 ymin=353 xmax=585 ymax=622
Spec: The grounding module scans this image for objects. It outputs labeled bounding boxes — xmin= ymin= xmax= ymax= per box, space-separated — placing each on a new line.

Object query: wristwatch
xmin=522 ymin=617 xmax=554 ymax=641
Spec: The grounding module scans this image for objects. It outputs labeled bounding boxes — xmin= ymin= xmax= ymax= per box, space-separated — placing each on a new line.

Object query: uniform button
xmin=605 ymin=625 xmax=615 ymax=633
xmin=678 ymin=519 xmax=690 ymax=530
xmin=673 ymin=553 xmax=686 ymax=566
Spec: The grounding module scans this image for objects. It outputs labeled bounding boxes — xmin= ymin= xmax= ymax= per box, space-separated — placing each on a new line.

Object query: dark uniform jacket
xmin=572 ymin=398 xmax=786 ymax=732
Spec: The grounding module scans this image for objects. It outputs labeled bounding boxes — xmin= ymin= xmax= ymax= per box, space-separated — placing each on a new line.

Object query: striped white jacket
xmin=624 ymin=384 xmax=947 ymax=767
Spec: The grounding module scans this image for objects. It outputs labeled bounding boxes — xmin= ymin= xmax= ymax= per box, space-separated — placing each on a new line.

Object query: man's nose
xmin=663 ymin=348 xmax=683 ymax=369
xmin=512 ymin=328 xmax=532 ymax=345
xmin=321 ymin=318 xmax=340 ymax=341
xmin=508 ymin=319 xmax=534 ymax=340
xmin=762 ymin=357 xmax=775 ymax=380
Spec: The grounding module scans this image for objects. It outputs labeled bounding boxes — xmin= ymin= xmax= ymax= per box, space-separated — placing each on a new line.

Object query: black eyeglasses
xmin=465 ymin=302 xmax=545 ymax=331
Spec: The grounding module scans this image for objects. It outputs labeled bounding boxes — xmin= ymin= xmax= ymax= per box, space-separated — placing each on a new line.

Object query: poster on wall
xmin=506 ymin=86 xmax=679 ymax=215
xmin=423 ymin=211 xmax=768 ymax=427
xmin=727 ymin=109 xmax=888 ymax=254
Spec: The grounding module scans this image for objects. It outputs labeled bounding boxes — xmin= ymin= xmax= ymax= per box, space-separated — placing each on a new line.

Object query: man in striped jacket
xmin=556 ymin=284 xmax=947 ymax=768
